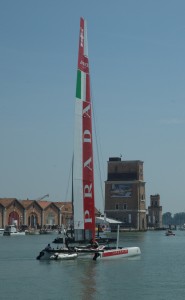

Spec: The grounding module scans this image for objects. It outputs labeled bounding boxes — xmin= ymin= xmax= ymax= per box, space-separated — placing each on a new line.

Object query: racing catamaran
xmin=36 ymin=17 xmax=141 ymax=260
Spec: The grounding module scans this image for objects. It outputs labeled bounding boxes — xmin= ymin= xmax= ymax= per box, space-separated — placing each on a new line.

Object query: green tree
xmin=173 ymin=212 xmax=185 ymax=226
xmin=162 ymin=212 xmax=173 ymax=226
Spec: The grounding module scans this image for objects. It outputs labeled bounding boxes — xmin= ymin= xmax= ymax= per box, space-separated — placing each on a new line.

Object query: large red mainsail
xmin=73 ymin=18 xmax=95 ymax=241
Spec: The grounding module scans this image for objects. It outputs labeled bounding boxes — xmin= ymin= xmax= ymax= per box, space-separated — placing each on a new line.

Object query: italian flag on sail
xmin=73 ymin=18 xmax=95 ymax=240
xmin=76 ymin=69 xmax=89 ymax=101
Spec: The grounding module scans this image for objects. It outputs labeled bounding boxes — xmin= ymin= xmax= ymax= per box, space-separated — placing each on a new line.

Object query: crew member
xmin=90 ymin=239 xmax=99 ymax=249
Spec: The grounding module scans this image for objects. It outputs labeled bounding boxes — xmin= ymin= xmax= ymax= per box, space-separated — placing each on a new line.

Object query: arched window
xmin=28 ymin=214 xmax=38 ymax=228
xmin=46 ymin=212 xmax=55 ymax=226
xmin=9 ymin=211 xmax=19 ymax=226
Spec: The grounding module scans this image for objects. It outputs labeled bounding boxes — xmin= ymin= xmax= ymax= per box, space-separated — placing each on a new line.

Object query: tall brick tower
xmin=105 ymin=157 xmax=147 ymax=230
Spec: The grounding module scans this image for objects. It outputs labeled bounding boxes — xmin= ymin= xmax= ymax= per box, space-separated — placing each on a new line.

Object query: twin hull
xmin=99 ymin=247 xmax=141 ymax=259
xmin=37 ymin=246 xmax=141 ymax=260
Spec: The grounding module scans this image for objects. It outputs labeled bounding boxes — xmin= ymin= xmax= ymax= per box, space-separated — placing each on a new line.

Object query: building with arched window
xmin=0 ymin=198 xmax=101 ymax=230
xmin=0 ymin=198 xmax=73 ymax=229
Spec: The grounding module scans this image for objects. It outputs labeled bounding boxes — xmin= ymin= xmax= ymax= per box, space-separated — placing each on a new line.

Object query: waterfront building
xmin=0 ymin=198 xmax=72 ymax=229
xmin=147 ymin=194 xmax=162 ymax=229
xmin=104 ymin=157 xmax=147 ymax=230
xmin=0 ymin=198 xmax=100 ymax=229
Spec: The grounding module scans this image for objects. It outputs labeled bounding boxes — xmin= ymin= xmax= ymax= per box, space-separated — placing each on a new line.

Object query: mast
xmin=73 ymin=17 xmax=95 ymax=241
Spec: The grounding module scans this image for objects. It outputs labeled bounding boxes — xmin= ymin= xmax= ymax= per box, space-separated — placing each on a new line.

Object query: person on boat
xmin=90 ymin=239 xmax=99 ymax=249
xmin=45 ymin=244 xmax=51 ymax=250
xmin=65 ymin=238 xmax=69 ymax=249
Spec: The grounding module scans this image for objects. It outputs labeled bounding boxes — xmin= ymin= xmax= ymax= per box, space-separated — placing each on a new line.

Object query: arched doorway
xmin=9 ymin=211 xmax=19 ymax=226
xmin=28 ymin=214 xmax=38 ymax=228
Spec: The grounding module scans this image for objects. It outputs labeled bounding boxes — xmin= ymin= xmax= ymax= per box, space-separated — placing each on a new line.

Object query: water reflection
xmin=77 ymin=259 xmax=97 ymax=300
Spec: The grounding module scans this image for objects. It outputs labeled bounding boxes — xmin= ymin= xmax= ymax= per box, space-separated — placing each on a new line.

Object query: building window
xmin=115 ymin=204 xmax=119 ymax=210
xmin=123 ymin=204 xmax=127 ymax=210
xmin=46 ymin=212 xmax=55 ymax=226
xmin=141 ymin=194 xmax=145 ymax=201
xmin=128 ymin=214 xmax=131 ymax=223
xmin=28 ymin=214 xmax=38 ymax=228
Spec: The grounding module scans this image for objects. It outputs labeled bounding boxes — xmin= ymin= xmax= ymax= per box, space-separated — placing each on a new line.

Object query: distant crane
xmin=36 ymin=194 xmax=49 ymax=201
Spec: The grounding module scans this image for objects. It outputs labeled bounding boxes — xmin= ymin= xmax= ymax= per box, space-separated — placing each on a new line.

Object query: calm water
xmin=0 ymin=230 xmax=185 ymax=300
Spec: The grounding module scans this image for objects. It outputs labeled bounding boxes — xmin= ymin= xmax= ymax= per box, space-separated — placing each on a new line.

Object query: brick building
xmin=0 ymin=198 xmax=101 ymax=230
xmin=105 ymin=157 xmax=147 ymax=230
xmin=147 ymin=194 xmax=162 ymax=229
xmin=0 ymin=198 xmax=73 ymax=229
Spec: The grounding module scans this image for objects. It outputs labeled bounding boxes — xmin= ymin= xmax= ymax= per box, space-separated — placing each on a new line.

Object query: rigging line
xmin=71 ymin=153 xmax=74 ymax=224
xmin=64 ymin=155 xmax=73 ymax=202
xmin=89 ymin=75 xmax=106 ymax=181
xmin=91 ymin=90 xmax=105 ymax=205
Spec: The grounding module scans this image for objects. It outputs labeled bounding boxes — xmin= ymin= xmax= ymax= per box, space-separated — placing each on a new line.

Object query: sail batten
xmin=73 ymin=17 xmax=95 ymax=241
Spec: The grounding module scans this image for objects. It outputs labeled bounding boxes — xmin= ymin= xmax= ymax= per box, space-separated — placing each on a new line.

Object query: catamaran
xmin=72 ymin=17 xmax=141 ymax=259
xmin=36 ymin=17 xmax=141 ymax=260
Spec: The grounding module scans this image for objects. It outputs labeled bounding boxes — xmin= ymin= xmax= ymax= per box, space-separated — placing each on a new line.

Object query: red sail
xmin=74 ymin=17 xmax=95 ymax=240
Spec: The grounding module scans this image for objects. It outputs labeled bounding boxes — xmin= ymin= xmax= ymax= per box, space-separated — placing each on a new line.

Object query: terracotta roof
xmin=0 ymin=198 xmax=17 ymax=207
xmin=0 ymin=198 xmax=101 ymax=215
xmin=37 ymin=200 xmax=52 ymax=209
xmin=19 ymin=200 xmax=35 ymax=208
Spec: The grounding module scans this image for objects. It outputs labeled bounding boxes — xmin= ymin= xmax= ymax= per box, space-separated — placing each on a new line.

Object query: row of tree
xmin=162 ymin=212 xmax=185 ymax=226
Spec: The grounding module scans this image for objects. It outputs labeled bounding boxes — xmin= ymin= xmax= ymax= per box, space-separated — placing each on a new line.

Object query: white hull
xmin=3 ymin=225 xmax=26 ymax=236
xmin=73 ymin=245 xmax=141 ymax=260
xmin=92 ymin=246 xmax=141 ymax=260
xmin=50 ymin=253 xmax=77 ymax=260
xmin=3 ymin=231 xmax=26 ymax=236
xmin=37 ymin=248 xmax=77 ymax=260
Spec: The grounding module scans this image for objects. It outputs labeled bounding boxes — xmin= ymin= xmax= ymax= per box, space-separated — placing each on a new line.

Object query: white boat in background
xmin=3 ymin=225 xmax=26 ymax=236
xmin=0 ymin=228 xmax=4 ymax=235
xmin=165 ymin=229 xmax=175 ymax=236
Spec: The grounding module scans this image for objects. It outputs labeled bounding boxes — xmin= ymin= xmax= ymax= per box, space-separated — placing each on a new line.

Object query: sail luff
xmin=73 ymin=17 xmax=95 ymax=241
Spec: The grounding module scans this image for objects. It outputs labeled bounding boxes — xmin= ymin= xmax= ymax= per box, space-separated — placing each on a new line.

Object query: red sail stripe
xmin=78 ymin=17 xmax=95 ymax=240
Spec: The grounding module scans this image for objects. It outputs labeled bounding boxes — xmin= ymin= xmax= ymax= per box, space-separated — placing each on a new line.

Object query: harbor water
xmin=0 ymin=230 xmax=185 ymax=300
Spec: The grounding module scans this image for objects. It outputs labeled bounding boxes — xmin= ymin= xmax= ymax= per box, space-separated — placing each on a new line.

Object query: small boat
xmin=0 ymin=228 xmax=4 ymax=235
xmin=165 ymin=230 xmax=175 ymax=236
xmin=3 ymin=225 xmax=26 ymax=236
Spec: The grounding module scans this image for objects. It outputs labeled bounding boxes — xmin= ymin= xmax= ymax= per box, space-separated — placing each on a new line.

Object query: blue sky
xmin=1 ymin=0 xmax=185 ymax=214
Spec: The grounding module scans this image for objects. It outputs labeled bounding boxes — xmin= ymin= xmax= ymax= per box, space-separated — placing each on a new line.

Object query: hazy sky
xmin=1 ymin=0 xmax=185 ymax=214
